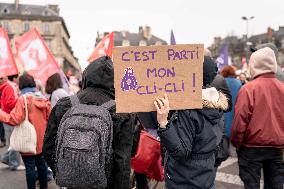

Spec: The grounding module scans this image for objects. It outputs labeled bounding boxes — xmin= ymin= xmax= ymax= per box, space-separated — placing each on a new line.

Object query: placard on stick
xmin=113 ymin=44 xmax=204 ymax=113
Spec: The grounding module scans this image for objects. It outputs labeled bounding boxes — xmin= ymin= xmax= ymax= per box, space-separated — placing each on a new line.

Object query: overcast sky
xmin=1 ymin=0 xmax=284 ymax=69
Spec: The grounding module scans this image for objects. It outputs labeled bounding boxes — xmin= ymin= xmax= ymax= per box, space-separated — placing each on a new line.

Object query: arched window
xmin=43 ymin=23 xmax=50 ymax=33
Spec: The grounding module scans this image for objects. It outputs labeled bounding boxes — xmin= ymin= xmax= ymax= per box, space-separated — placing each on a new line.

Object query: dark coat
xmin=158 ymin=90 xmax=228 ymax=189
xmin=43 ymin=56 xmax=136 ymax=189
xmin=211 ymin=74 xmax=232 ymax=112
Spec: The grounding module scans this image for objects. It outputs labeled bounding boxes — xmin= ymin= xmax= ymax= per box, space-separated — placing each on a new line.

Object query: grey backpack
xmin=55 ymin=95 xmax=115 ymax=189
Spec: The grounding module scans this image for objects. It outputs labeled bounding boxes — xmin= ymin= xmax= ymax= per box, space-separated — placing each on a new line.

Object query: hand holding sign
xmin=154 ymin=93 xmax=170 ymax=128
xmin=113 ymin=44 xmax=204 ymax=113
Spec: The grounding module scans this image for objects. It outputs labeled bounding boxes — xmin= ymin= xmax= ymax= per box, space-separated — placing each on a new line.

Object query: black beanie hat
xmin=203 ymin=56 xmax=217 ymax=86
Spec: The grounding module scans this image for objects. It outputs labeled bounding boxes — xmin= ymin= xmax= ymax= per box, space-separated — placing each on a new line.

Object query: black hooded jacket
xmin=158 ymin=95 xmax=227 ymax=189
xmin=43 ymin=56 xmax=136 ymax=189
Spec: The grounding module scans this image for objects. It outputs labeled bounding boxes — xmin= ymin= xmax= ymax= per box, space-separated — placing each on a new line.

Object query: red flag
xmin=15 ymin=28 xmax=60 ymax=85
xmin=0 ymin=28 xmax=19 ymax=78
xmin=241 ymin=56 xmax=248 ymax=71
xmin=241 ymin=56 xmax=246 ymax=65
xmin=87 ymin=32 xmax=114 ymax=63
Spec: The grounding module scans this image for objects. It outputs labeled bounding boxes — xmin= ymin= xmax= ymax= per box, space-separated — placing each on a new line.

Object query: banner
xmin=15 ymin=28 xmax=60 ymax=84
xmin=88 ymin=32 xmax=114 ymax=63
xmin=216 ymin=44 xmax=229 ymax=71
xmin=0 ymin=28 xmax=19 ymax=78
xmin=113 ymin=44 xmax=204 ymax=113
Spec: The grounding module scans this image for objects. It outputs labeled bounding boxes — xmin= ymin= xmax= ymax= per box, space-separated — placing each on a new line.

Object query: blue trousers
xmin=22 ymin=154 xmax=48 ymax=189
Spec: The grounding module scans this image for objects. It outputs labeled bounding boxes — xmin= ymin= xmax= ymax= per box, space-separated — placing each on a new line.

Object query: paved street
xmin=0 ymin=146 xmax=248 ymax=189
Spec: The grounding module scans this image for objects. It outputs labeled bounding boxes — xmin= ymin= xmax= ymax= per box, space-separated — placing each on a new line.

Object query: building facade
xmin=209 ymin=26 xmax=284 ymax=69
xmin=96 ymin=26 xmax=167 ymax=47
xmin=0 ymin=1 xmax=81 ymax=74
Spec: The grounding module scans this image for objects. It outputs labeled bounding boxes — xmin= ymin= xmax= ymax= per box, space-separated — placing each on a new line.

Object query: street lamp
xmin=242 ymin=16 xmax=254 ymax=40
xmin=242 ymin=16 xmax=254 ymax=64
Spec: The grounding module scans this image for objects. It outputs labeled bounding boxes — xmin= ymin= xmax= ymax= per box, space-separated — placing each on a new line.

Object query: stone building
xmin=209 ymin=26 xmax=284 ymax=68
xmin=96 ymin=26 xmax=167 ymax=47
xmin=249 ymin=26 xmax=284 ymax=66
xmin=0 ymin=1 xmax=80 ymax=74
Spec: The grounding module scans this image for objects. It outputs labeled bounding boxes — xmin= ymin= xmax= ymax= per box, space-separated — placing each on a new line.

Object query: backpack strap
xmin=101 ymin=100 xmax=115 ymax=110
xmin=70 ymin=95 xmax=80 ymax=107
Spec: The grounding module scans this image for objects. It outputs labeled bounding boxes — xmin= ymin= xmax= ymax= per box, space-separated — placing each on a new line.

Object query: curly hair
xmin=220 ymin=66 xmax=237 ymax=78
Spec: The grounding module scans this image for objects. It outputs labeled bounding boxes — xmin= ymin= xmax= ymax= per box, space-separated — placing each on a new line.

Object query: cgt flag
xmin=216 ymin=44 xmax=229 ymax=71
xmin=15 ymin=28 xmax=60 ymax=85
xmin=0 ymin=28 xmax=19 ymax=78
xmin=87 ymin=32 xmax=114 ymax=63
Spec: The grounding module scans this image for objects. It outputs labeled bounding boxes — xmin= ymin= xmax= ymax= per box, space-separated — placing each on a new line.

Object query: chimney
xmin=143 ymin=26 xmax=152 ymax=40
xmin=48 ymin=4 xmax=60 ymax=15
xmin=15 ymin=0 xmax=19 ymax=10
xmin=138 ymin=26 xmax=143 ymax=33
xmin=121 ymin=31 xmax=127 ymax=37
xmin=214 ymin=37 xmax=221 ymax=44
xmin=266 ymin=27 xmax=273 ymax=39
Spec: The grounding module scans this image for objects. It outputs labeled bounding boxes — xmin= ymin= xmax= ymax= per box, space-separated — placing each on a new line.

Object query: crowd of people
xmin=0 ymin=43 xmax=283 ymax=189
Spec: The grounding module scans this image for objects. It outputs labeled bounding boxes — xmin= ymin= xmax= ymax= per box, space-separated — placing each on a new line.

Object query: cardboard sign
xmin=113 ymin=44 xmax=204 ymax=113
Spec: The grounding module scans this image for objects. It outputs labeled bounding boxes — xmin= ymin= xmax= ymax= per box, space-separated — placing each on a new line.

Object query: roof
xmin=0 ymin=3 xmax=57 ymax=17
xmin=0 ymin=3 xmax=70 ymax=38
xmin=275 ymin=27 xmax=284 ymax=37
xmin=249 ymin=27 xmax=284 ymax=43
xmin=113 ymin=31 xmax=167 ymax=46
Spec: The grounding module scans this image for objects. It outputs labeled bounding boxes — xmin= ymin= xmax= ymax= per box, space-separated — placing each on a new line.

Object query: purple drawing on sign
xmin=121 ymin=67 xmax=138 ymax=91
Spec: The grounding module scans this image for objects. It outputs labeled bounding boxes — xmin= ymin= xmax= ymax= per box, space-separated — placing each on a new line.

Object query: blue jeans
xmin=0 ymin=122 xmax=5 ymax=142
xmin=1 ymin=124 xmax=21 ymax=169
xmin=22 ymin=154 xmax=48 ymax=189
xmin=36 ymin=163 xmax=53 ymax=181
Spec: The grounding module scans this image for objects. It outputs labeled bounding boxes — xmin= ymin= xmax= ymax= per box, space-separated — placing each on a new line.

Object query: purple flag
xmin=59 ymin=70 xmax=72 ymax=94
xmin=170 ymin=30 xmax=176 ymax=45
xmin=216 ymin=44 xmax=229 ymax=71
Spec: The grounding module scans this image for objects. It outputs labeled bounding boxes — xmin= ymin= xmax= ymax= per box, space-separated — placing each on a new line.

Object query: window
xmin=23 ymin=23 xmax=30 ymax=32
xmin=43 ymin=23 xmax=50 ymax=33
xmin=3 ymin=21 xmax=9 ymax=32
xmin=122 ymin=40 xmax=130 ymax=47
xmin=22 ymin=8 xmax=31 ymax=15
xmin=139 ymin=40 xmax=147 ymax=46
xmin=2 ymin=8 xmax=9 ymax=14
xmin=44 ymin=39 xmax=52 ymax=50
xmin=42 ymin=10 xmax=51 ymax=16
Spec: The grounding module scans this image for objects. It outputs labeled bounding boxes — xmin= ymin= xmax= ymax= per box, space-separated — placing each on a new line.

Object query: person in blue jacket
xmin=220 ymin=66 xmax=242 ymax=138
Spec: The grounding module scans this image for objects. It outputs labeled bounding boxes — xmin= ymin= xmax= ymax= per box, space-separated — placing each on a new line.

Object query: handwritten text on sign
xmin=113 ymin=44 xmax=204 ymax=113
